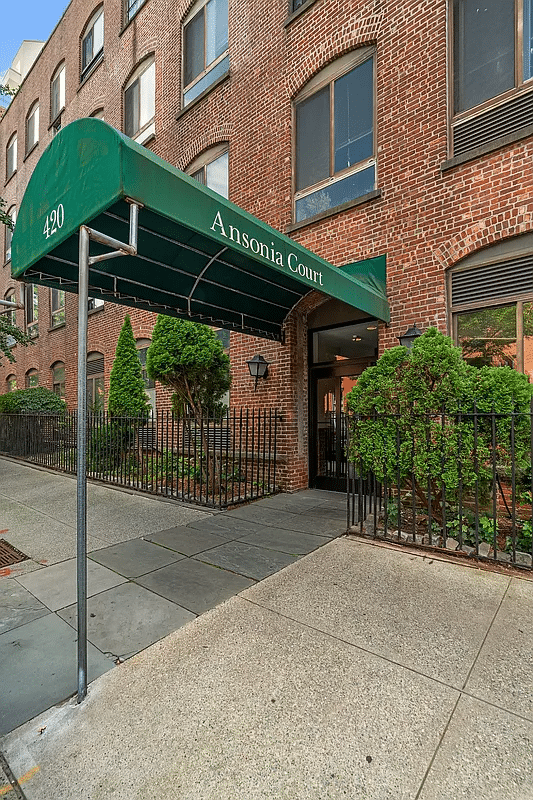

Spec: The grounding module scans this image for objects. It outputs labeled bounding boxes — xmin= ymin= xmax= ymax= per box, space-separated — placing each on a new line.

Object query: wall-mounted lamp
xmin=398 ymin=323 xmax=422 ymax=350
xmin=247 ymin=354 xmax=270 ymax=390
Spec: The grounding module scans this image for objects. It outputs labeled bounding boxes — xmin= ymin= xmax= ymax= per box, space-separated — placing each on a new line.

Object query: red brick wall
xmin=1 ymin=0 xmax=532 ymax=491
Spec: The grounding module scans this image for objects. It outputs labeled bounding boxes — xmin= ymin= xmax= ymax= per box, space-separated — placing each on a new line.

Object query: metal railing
xmin=0 ymin=409 xmax=281 ymax=509
xmin=347 ymin=406 xmax=533 ymax=570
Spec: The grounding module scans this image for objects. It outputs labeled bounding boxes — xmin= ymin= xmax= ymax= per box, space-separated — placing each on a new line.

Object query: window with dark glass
xmin=183 ymin=0 xmax=229 ymax=107
xmin=51 ymin=64 xmax=65 ymax=122
xmin=52 ymin=362 xmax=66 ymax=398
xmin=294 ymin=51 xmax=376 ymax=224
xmin=87 ymin=352 xmax=105 ymax=411
xmin=6 ymin=133 xmax=17 ymax=179
xmin=81 ymin=7 xmax=104 ymax=79
xmin=50 ymin=288 xmax=65 ymax=327
xmin=124 ymin=57 xmax=155 ymax=141
xmin=25 ymin=102 xmax=39 ymax=154
xmin=453 ymin=0 xmax=533 ymax=114
xmin=126 ymin=0 xmax=147 ymax=23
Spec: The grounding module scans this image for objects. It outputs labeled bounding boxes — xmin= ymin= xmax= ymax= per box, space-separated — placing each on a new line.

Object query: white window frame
xmin=124 ymin=57 xmax=155 ymax=143
xmin=182 ymin=0 xmax=229 ymax=107
xmin=25 ymin=102 xmax=39 ymax=154
xmin=51 ymin=63 xmax=66 ymax=123
xmin=6 ymin=134 xmax=17 ymax=180
xmin=5 ymin=207 xmax=16 ymax=263
xmin=50 ymin=288 xmax=65 ymax=327
xmin=125 ymin=0 xmax=148 ymax=24
xmin=186 ymin=143 xmax=229 ymax=198
xmin=25 ymin=283 xmax=39 ymax=338
xmin=81 ymin=7 xmax=104 ymax=80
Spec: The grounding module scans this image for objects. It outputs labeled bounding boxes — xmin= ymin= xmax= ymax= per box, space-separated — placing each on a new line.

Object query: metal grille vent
xmin=453 ymin=91 xmax=533 ymax=156
xmin=86 ymin=356 xmax=104 ymax=375
xmin=0 ymin=539 xmax=28 ymax=567
xmin=451 ymin=253 xmax=533 ymax=307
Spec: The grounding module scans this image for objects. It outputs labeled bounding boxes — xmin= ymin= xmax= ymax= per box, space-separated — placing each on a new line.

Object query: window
xmin=90 ymin=108 xmax=104 ymax=119
xmin=294 ymin=49 xmax=376 ymax=224
xmin=81 ymin=7 xmax=104 ymax=80
xmin=453 ymin=0 xmax=532 ymax=115
xmin=187 ymin=144 xmax=229 ymax=198
xmin=6 ymin=134 xmax=17 ymax=180
xmin=3 ymin=290 xmax=16 ymax=327
xmin=25 ymin=102 xmax=39 ymax=153
xmin=87 ymin=351 xmax=105 ymax=411
xmin=25 ymin=283 xmax=39 ymax=337
xmin=5 ymin=207 xmax=16 ymax=263
xmin=124 ymin=57 xmax=155 ymax=142
xmin=52 ymin=362 xmax=66 ymax=398
xmin=136 ymin=338 xmax=156 ymax=413
xmin=183 ymin=0 xmax=229 ymax=107
xmin=125 ymin=0 xmax=147 ymax=23
xmin=450 ymin=233 xmax=533 ymax=376
xmin=50 ymin=288 xmax=65 ymax=327
xmin=25 ymin=369 xmax=39 ymax=388
xmin=88 ymin=296 xmax=104 ymax=311
xmin=51 ymin=63 xmax=66 ymax=122
xmin=6 ymin=375 xmax=17 ymax=392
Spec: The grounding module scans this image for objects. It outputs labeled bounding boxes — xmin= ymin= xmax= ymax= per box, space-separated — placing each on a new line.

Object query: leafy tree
xmin=108 ymin=315 xmax=150 ymax=417
xmin=146 ymin=316 xmax=231 ymax=488
xmin=346 ymin=328 xmax=533 ymax=520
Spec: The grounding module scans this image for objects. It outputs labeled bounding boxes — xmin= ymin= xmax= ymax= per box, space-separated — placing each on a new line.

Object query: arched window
xmin=4 ymin=207 xmax=16 ymax=263
xmin=6 ymin=375 xmax=17 ymax=392
xmin=25 ymin=101 xmax=39 ymax=154
xmin=81 ymin=6 xmax=104 ymax=80
xmin=182 ymin=0 xmax=229 ymax=107
xmin=51 ymin=62 xmax=66 ymax=124
xmin=186 ymin=143 xmax=229 ymax=198
xmin=6 ymin=133 xmax=17 ymax=180
xmin=3 ymin=289 xmax=16 ymax=327
xmin=90 ymin=108 xmax=104 ymax=120
xmin=87 ymin=351 xmax=105 ymax=411
xmin=124 ymin=56 xmax=155 ymax=143
xmin=52 ymin=362 xmax=66 ymax=398
xmin=136 ymin=338 xmax=155 ymax=413
xmin=293 ymin=48 xmax=376 ymax=224
xmin=25 ymin=369 xmax=39 ymax=388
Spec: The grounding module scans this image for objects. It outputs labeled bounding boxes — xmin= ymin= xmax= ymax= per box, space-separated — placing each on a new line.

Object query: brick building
xmin=1 ymin=0 xmax=533 ymax=492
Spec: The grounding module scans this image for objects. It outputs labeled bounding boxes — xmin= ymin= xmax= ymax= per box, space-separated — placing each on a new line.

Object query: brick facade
xmin=1 ymin=0 xmax=532 ymax=491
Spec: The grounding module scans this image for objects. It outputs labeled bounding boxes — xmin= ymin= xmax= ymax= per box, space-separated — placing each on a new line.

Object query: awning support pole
xmin=76 ymin=204 xmax=139 ymax=704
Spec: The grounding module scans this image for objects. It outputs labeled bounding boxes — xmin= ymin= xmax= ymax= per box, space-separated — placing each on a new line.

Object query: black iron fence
xmin=0 ymin=409 xmax=281 ymax=509
xmin=347 ymin=407 xmax=533 ymax=570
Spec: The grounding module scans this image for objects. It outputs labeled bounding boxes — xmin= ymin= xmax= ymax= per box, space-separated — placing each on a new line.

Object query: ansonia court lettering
xmin=210 ymin=211 xmax=323 ymax=287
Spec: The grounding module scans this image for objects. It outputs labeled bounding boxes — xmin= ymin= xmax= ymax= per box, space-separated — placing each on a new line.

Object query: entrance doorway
xmin=309 ymin=319 xmax=378 ymax=491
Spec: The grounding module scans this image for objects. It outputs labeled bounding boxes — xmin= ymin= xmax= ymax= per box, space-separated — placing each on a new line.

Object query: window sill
xmin=23 ymin=143 xmax=39 ymax=162
xmin=4 ymin=170 xmax=16 ymax=188
xmin=88 ymin=304 xmax=105 ymax=316
xmin=286 ymin=188 xmax=381 ymax=232
xmin=442 ymin=124 xmax=533 ymax=171
xmin=48 ymin=322 xmax=66 ymax=332
xmin=177 ymin=70 xmax=230 ymax=119
xmin=131 ymin=121 xmax=155 ymax=145
xmin=284 ymin=0 xmax=319 ymax=26
xmin=79 ymin=53 xmax=104 ymax=89
xmin=48 ymin=110 xmax=65 ymax=132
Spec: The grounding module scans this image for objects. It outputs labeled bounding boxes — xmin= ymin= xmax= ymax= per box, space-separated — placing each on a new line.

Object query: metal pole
xmin=77 ymin=226 xmax=90 ymax=703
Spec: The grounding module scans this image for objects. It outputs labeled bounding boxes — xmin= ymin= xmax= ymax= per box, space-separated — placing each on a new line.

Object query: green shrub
xmin=108 ymin=315 xmax=151 ymax=419
xmin=0 ymin=387 xmax=66 ymax=414
xmin=87 ymin=419 xmax=136 ymax=474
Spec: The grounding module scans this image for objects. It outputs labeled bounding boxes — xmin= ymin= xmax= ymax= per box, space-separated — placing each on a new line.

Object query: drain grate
xmin=0 ymin=539 xmax=28 ymax=567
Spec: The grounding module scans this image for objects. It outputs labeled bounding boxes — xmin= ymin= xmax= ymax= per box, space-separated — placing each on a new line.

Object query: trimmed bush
xmin=108 ymin=315 xmax=151 ymax=418
xmin=0 ymin=387 xmax=66 ymax=414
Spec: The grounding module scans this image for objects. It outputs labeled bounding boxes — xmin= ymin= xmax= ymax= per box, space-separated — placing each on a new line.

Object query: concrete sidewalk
xmin=1 ymin=458 xmax=533 ymax=798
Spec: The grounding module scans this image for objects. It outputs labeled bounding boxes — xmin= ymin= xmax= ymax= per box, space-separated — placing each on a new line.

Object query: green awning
xmin=12 ymin=118 xmax=389 ymax=340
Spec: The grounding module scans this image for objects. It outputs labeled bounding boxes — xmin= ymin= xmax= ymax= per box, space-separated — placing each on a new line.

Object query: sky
xmin=1 ymin=0 xmax=70 ymax=77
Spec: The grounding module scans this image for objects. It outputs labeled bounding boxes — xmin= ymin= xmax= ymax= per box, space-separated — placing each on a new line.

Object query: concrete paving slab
xmin=0 ymin=599 xmax=459 ymax=800
xmin=0 ymin=579 xmax=50 ymax=635
xmin=465 ymin=577 xmax=533 ymax=721
xmin=135 ymin=558 xmax=254 ymax=614
xmin=16 ymin=558 xmax=127 ymax=611
xmin=225 ymin=505 xmax=344 ymax=534
xmin=195 ymin=541 xmax=299 ymax=580
xmin=88 ymin=538 xmax=184 ymax=577
xmin=417 ymin=695 xmax=533 ymax=799
xmin=144 ymin=526 xmax=233 ymax=555
xmin=236 ymin=527 xmax=332 ymax=554
xmin=0 ymin=614 xmax=111 ymax=736
xmin=186 ymin=514 xmax=261 ymax=536
xmin=241 ymin=538 xmax=510 ymax=687
xmin=57 ymin=582 xmax=196 ymax=660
